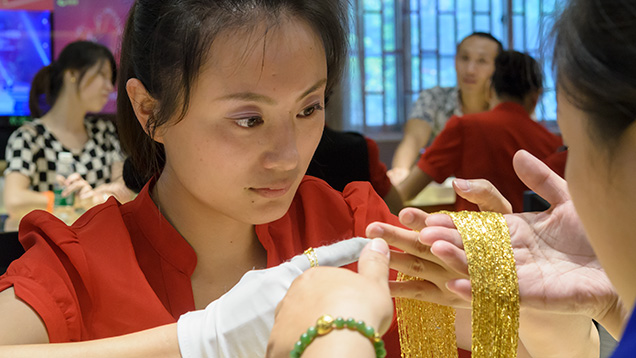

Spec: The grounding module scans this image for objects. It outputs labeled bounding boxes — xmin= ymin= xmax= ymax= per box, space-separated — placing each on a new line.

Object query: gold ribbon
xmin=396 ymin=211 xmax=519 ymax=358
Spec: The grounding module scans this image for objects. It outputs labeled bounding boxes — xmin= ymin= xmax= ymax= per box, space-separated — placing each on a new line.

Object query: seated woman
xmin=397 ymin=50 xmax=562 ymax=212
xmin=3 ymin=41 xmax=132 ymax=229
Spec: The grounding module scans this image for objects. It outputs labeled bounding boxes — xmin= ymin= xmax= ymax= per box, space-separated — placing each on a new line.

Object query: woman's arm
xmin=73 ymin=161 xmax=135 ymax=209
xmin=388 ymin=119 xmax=432 ymax=185
xmin=3 ymin=172 xmax=49 ymax=219
xmin=91 ymin=161 xmax=135 ymax=203
xmin=0 ymin=287 xmax=49 ymax=345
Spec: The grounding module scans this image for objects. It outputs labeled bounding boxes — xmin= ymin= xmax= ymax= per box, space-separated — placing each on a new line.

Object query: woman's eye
xmin=235 ymin=117 xmax=264 ymax=128
xmin=299 ymin=103 xmax=324 ymax=118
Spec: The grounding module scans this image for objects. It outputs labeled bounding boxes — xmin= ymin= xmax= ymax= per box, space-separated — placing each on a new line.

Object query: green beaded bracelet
xmin=289 ymin=314 xmax=386 ymax=358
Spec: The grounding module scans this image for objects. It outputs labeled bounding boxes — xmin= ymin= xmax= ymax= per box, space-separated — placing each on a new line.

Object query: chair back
xmin=0 ymin=231 xmax=24 ymax=275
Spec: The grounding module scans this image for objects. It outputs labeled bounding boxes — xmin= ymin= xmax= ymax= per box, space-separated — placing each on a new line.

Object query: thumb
xmin=357 ymin=239 xmax=391 ymax=284
xmin=513 ymin=150 xmax=570 ymax=205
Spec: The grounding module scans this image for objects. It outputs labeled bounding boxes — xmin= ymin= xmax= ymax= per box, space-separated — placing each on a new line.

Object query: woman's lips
xmin=250 ymin=184 xmax=292 ymax=198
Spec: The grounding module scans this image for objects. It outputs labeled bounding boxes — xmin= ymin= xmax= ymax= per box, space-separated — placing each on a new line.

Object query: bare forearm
xmin=391 ymin=119 xmax=432 ymax=170
xmin=0 ymin=324 xmax=181 ymax=358
xmin=519 ymin=308 xmax=598 ymax=358
xmin=4 ymin=190 xmax=48 ymax=218
xmin=396 ymin=167 xmax=433 ymax=201
xmin=392 ymin=138 xmax=421 ymax=170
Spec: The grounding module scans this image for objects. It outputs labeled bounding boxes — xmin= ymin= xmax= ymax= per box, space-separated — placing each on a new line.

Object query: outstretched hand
xmin=420 ymin=150 xmax=618 ymax=322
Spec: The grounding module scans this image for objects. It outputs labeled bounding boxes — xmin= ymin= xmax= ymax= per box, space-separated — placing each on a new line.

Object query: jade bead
xmin=362 ymin=324 xmax=375 ymax=338
xmin=334 ymin=317 xmax=345 ymax=328
xmin=345 ymin=317 xmax=356 ymax=329
xmin=355 ymin=320 xmax=366 ymax=331
xmin=300 ymin=332 xmax=312 ymax=346
xmin=375 ymin=345 xmax=387 ymax=358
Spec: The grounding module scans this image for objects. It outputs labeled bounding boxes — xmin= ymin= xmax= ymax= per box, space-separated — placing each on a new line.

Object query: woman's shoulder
xmin=10 ymin=119 xmax=45 ymax=138
xmin=20 ymin=199 xmax=131 ymax=248
xmin=84 ymin=116 xmax=117 ymax=134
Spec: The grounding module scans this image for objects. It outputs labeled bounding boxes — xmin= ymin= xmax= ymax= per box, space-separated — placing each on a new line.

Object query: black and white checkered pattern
xmin=4 ymin=117 xmax=124 ymax=192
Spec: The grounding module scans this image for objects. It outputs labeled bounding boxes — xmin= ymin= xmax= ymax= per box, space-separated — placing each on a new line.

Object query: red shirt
xmin=0 ymin=176 xmax=471 ymax=356
xmin=418 ymin=102 xmax=562 ymax=212
xmin=0 ymin=177 xmax=406 ymax=351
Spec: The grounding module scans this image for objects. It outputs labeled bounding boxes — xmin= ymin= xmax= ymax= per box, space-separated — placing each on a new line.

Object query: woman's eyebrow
xmin=216 ymin=78 xmax=327 ymax=104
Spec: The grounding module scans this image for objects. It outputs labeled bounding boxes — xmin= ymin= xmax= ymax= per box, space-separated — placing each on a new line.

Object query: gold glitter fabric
xmin=444 ymin=211 xmax=519 ymax=358
xmin=395 ymin=272 xmax=458 ymax=358
xmin=395 ymin=211 xmax=519 ymax=358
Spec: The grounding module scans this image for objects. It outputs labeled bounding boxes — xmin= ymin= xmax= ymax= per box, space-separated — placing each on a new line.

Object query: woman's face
xmin=157 ymin=18 xmax=327 ymax=226
xmin=558 ymin=89 xmax=636 ymax=298
xmin=78 ymin=60 xmax=114 ymax=112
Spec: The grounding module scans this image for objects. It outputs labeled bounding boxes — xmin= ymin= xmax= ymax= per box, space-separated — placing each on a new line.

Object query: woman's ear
xmin=126 ymin=78 xmax=163 ymax=143
xmin=63 ymin=70 xmax=79 ymax=86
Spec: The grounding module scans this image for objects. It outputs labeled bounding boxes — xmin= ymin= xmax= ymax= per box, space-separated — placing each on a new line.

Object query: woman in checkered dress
xmin=3 ymin=41 xmax=133 ymax=226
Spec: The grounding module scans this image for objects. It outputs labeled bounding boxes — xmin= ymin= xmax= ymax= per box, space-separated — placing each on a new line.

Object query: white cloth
xmin=177 ymin=237 xmax=370 ymax=358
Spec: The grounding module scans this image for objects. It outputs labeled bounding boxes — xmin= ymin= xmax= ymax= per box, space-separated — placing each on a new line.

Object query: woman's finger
xmin=357 ymin=239 xmax=391 ymax=285
xmin=423 ymin=213 xmax=455 ymax=228
xmin=513 ymin=150 xmax=570 ymax=206
xmin=445 ymin=279 xmax=472 ymax=302
xmin=430 ymin=241 xmax=469 ymax=276
xmin=419 ymin=225 xmax=464 ymax=249
xmin=453 ymin=178 xmax=513 ymax=214
xmin=389 ymin=251 xmax=451 ymax=282
xmin=398 ymin=207 xmax=430 ymax=231
xmin=366 ymin=222 xmax=438 ymax=262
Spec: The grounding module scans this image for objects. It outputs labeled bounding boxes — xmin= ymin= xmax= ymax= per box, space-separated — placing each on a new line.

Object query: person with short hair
xmin=397 ymin=50 xmax=562 ymax=212
xmin=388 ymin=32 xmax=503 ymax=185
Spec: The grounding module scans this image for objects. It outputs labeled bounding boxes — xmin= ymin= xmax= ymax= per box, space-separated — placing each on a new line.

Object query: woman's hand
xmin=365 ymin=208 xmax=471 ymax=308
xmin=178 ymin=238 xmax=374 ymax=358
xmin=266 ymin=239 xmax=394 ymax=358
xmin=420 ymin=150 xmax=620 ymax=326
xmin=60 ymin=173 xmax=92 ymax=198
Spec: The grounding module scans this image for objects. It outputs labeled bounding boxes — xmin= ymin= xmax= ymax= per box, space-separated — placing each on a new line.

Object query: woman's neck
xmin=460 ymin=90 xmax=489 ymax=114
xmin=42 ymin=94 xmax=87 ymax=133
xmin=151 ymin=170 xmax=264 ymax=269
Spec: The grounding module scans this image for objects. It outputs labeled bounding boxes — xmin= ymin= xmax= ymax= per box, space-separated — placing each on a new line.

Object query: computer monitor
xmin=0 ymin=9 xmax=52 ymax=117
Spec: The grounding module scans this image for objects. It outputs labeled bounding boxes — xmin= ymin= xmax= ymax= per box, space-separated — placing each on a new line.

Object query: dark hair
xmin=28 ymin=40 xmax=116 ymax=118
xmin=457 ymin=32 xmax=504 ymax=55
xmin=117 ymin=0 xmax=348 ymax=183
xmin=491 ymin=50 xmax=542 ymax=102
xmin=553 ymin=0 xmax=636 ymax=148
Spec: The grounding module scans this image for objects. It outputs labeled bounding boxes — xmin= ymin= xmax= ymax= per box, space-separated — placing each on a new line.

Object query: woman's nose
xmin=262 ymin=124 xmax=300 ymax=171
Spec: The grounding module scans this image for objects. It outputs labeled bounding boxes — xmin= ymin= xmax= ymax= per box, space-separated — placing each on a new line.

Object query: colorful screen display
xmin=0 ymin=10 xmax=51 ymax=116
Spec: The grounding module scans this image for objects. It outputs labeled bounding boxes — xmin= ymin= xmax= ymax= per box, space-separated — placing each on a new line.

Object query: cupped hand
xmin=420 ymin=150 xmax=618 ymax=321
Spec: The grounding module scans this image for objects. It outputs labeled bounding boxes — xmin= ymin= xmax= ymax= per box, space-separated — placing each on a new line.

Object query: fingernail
xmin=454 ymin=178 xmax=470 ymax=191
xmin=370 ymin=238 xmax=390 ymax=258
xmin=369 ymin=224 xmax=383 ymax=237
xmin=401 ymin=211 xmax=414 ymax=225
